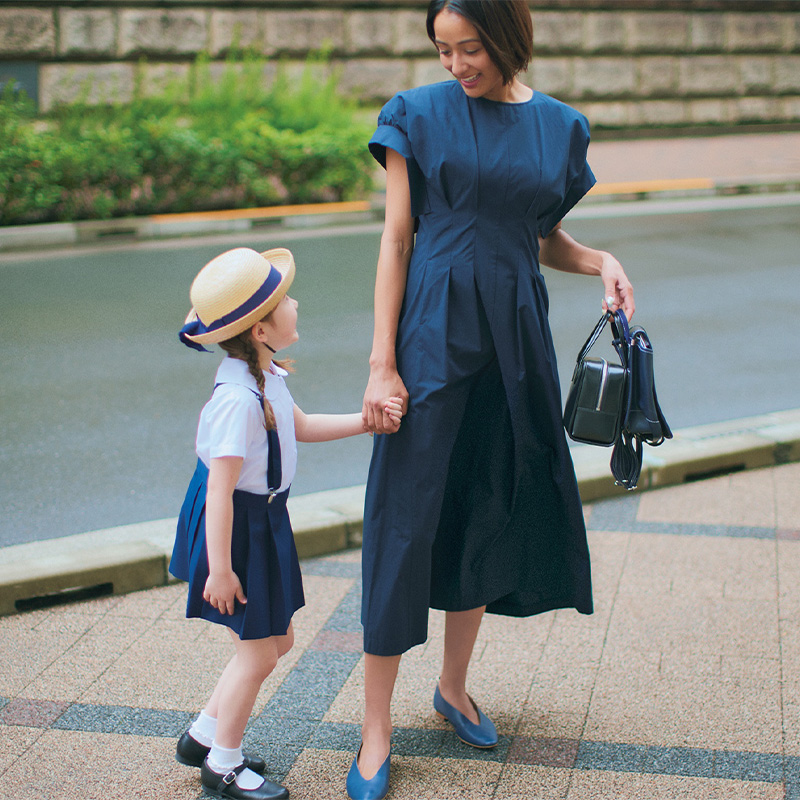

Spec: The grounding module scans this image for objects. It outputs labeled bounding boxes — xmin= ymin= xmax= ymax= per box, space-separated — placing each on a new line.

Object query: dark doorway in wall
xmin=0 ymin=62 xmax=38 ymax=109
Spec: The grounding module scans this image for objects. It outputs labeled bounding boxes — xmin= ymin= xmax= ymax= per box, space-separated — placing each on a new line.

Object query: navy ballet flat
xmin=175 ymin=731 xmax=266 ymax=774
xmin=433 ymin=685 xmax=498 ymax=748
xmin=346 ymin=746 xmax=390 ymax=800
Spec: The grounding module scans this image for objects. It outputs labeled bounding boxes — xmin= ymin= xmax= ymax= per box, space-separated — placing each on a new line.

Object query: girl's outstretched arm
xmin=204 ymin=455 xmax=247 ymax=615
xmin=294 ymin=397 xmax=402 ymax=443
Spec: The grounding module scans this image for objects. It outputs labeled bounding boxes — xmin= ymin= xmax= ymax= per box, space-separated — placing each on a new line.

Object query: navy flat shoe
xmin=346 ymin=745 xmax=390 ymax=800
xmin=433 ymin=685 xmax=498 ymax=748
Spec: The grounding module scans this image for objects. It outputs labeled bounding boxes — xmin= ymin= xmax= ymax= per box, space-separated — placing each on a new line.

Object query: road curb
xmin=1 ymin=409 xmax=798 ymax=618
xmin=0 ymin=201 xmax=378 ymax=253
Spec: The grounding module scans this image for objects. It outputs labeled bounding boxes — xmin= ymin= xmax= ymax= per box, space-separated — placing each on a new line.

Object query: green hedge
xmin=0 ymin=55 xmax=376 ymax=226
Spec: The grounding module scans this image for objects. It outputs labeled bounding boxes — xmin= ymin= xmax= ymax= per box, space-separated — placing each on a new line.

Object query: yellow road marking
xmin=589 ymin=178 xmax=715 ymax=195
xmin=148 ymin=200 xmax=372 ymax=224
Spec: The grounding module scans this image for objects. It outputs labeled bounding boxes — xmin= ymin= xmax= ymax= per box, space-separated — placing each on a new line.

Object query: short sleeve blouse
xmin=195 ymin=357 xmax=297 ymax=494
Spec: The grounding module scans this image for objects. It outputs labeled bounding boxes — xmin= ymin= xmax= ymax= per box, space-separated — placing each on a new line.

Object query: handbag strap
xmin=574 ymin=312 xmax=610 ymax=363
xmin=575 ymin=310 xmax=631 ymax=366
xmin=611 ymin=431 xmax=642 ymax=490
xmin=609 ymin=309 xmax=631 ymax=367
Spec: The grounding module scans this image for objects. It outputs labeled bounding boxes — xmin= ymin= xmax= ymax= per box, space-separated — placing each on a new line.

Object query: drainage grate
xmin=683 ymin=463 xmax=746 ymax=483
xmin=15 ymin=582 xmax=114 ymax=612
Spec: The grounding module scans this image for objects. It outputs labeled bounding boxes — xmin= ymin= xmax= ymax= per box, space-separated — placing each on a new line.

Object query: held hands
xmin=599 ymin=251 xmax=635 ymax=320
xmin=362 ymin=364 xmax=409 ymax=434
xmin=384 ymin=396 xmax=404 ymax=431
xmin=203 ymin=570 xmax=247 ymax=615
xmin=363 ymin=396 xmax=405 ymax=435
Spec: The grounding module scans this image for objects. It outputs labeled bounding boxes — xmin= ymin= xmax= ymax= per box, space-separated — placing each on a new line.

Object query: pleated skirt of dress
xmin=169 ymin=459 xmax=304 ymax=640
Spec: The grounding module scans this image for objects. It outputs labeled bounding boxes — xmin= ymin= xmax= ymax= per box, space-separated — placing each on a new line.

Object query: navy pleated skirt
xmin=169 ymin=459 xmax=305 ymax=640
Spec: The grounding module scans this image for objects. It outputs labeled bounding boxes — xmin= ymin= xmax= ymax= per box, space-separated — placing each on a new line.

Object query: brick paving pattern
xmin=1 ymin=461 xmax=798 ymax=799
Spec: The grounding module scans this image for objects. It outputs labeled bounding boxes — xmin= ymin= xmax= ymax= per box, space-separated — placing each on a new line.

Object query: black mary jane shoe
xmin=176 ymin=732 xmax=267 ymax=774
xmin=200 ymin=760 xmax=289 ymax=800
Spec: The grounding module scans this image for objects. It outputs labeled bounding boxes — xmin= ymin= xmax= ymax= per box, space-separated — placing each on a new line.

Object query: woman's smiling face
xmin=433 ymin=9 xmax=506 ymax=102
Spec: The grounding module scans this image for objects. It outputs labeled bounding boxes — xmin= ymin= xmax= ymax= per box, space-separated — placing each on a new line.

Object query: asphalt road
xmin=1 ymin=193 xmax=799 ymax=547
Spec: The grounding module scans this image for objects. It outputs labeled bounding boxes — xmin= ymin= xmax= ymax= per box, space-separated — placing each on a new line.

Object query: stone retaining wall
xmin=1 ymin=1 xmax=799 ymax=131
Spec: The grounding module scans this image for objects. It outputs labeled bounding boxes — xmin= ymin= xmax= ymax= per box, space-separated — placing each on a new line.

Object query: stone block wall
xmin=1 ymin=1 xmax=799 ymax=132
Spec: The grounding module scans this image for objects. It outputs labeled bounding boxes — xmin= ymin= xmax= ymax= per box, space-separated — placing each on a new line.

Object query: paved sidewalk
xmin=1 ymin=460 xmax=799 ymax=800
xmin=586 ymin=130 xmax=800 ymax=197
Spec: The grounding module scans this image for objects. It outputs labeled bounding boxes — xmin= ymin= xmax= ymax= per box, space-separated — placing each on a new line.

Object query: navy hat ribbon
xmin=179 ymin=319 xmax=213 ymax=352
xmin=179 ymin=264 xmax=282 ymax=352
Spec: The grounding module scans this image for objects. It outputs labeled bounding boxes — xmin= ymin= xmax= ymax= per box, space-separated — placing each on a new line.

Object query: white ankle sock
xmin=189 ymin=710 xmax=217 ymax=747
xmin=208 ymin=743 xmax=263 ymax=790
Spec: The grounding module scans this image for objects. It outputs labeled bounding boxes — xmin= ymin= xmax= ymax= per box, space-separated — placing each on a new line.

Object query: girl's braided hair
xmin=219 ymin=325 xmax=293 ymax=431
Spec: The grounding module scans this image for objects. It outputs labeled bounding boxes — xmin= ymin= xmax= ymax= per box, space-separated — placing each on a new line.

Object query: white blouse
xmin=195 ymin=356 xmax=297 ymax=494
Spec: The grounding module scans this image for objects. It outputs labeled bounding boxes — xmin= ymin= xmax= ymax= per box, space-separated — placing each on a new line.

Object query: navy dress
xmin=362 ymin=81 xmax=596 ymax=657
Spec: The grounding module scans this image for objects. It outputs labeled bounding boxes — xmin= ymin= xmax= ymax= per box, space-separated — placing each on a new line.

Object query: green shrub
xmin=0 ymin=54 xmax=375 ymax=225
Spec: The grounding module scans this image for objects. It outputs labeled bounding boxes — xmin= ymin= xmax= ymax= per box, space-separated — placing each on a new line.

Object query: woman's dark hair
xmin=426 ymin=0 xmax=533 ymax=85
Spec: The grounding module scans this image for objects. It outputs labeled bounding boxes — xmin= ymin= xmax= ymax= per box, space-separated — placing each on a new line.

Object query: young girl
xmin=170 ymin=247 xmax=401 ymax=800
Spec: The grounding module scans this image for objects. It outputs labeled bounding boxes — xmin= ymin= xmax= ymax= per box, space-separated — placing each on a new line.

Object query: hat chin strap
xmin=263 ymin=341 xmax=276 ymax=354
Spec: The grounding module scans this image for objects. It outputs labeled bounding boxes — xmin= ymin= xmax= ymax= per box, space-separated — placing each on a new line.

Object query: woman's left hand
xmin=600 ymin=251 xmax=635 ymax=320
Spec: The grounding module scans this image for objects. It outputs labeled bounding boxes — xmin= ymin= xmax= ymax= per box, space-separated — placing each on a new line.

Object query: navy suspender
xmin=265 ymin=427 xmax=281 ymax=502
xmin=214 ymin=383 xmax=282 ymax=502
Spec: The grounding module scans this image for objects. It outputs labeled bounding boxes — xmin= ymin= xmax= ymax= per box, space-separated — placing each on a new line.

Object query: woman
xmin=352 ymin=2 xmax=634 ymax=797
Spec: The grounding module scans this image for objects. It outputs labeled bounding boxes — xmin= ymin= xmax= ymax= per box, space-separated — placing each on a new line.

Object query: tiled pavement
xmin=2 ymin=461 xmax=799 ymax=800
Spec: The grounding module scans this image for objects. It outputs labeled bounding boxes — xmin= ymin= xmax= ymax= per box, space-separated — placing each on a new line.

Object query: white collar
xmin=214 ymin=356 xmax=287 ymax=390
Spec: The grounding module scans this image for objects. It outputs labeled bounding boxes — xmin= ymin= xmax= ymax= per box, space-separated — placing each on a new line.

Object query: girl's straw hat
xmin=179 ymin=247 xmax=295 ymax=350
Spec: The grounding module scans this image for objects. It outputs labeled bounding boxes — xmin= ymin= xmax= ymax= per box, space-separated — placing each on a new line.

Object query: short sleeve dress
xmin=362 ymin=81 xmax=596 ymax=657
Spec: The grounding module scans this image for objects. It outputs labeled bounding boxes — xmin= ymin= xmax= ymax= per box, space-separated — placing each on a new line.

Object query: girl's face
xmin=433 ymin=9 xmax=506 ymax=102
xmin=257 ymin=294 xmax=299 ymax=353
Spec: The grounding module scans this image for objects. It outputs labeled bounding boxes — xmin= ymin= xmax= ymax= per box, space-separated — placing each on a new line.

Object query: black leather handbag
xmin=564 ymin=310 xmax=672 ymax=490
xmin=563 ymin=311 xmax=628 ymax=446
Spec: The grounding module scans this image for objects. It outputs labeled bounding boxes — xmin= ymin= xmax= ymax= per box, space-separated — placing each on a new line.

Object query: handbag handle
xmin=609 ymin=309 xmax=630 ymax=367
xmin=574 ymin=310 xmax=630 ymax=366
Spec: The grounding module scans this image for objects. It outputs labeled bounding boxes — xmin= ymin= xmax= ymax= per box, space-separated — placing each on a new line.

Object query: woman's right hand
xmin=362 ymin=364 xmax=409 ymax=434
xmin=203 ymin=570 xmax=247 ymax=615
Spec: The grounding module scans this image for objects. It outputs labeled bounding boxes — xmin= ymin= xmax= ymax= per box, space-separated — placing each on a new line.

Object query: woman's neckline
xmin=464 ymin=82 xmax=537 ymax=106
xmin=488 ymin=92 xmax=535 ymax=106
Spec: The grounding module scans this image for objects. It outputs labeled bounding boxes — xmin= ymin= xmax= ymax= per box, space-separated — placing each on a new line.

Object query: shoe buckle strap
xmin=222 ymin=771 xmax=237 ymax=786
xmin=220 ymin=763 xmax=245 ymax=787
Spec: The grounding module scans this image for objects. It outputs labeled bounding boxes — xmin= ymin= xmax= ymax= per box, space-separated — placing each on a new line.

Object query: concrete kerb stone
xmin=0 ymin=203 xmax=380 ymax=254
xmin=0 ymin=221 xmax=78 ymax=252
xmin=1 ymin=408 xmax=799 ymax=618
xmin=0 ymin=540 xmax=166 ymax=617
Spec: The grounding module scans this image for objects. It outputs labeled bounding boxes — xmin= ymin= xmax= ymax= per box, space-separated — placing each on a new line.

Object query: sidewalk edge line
xmin=1 ymin=409 xmax=798 ymax=617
